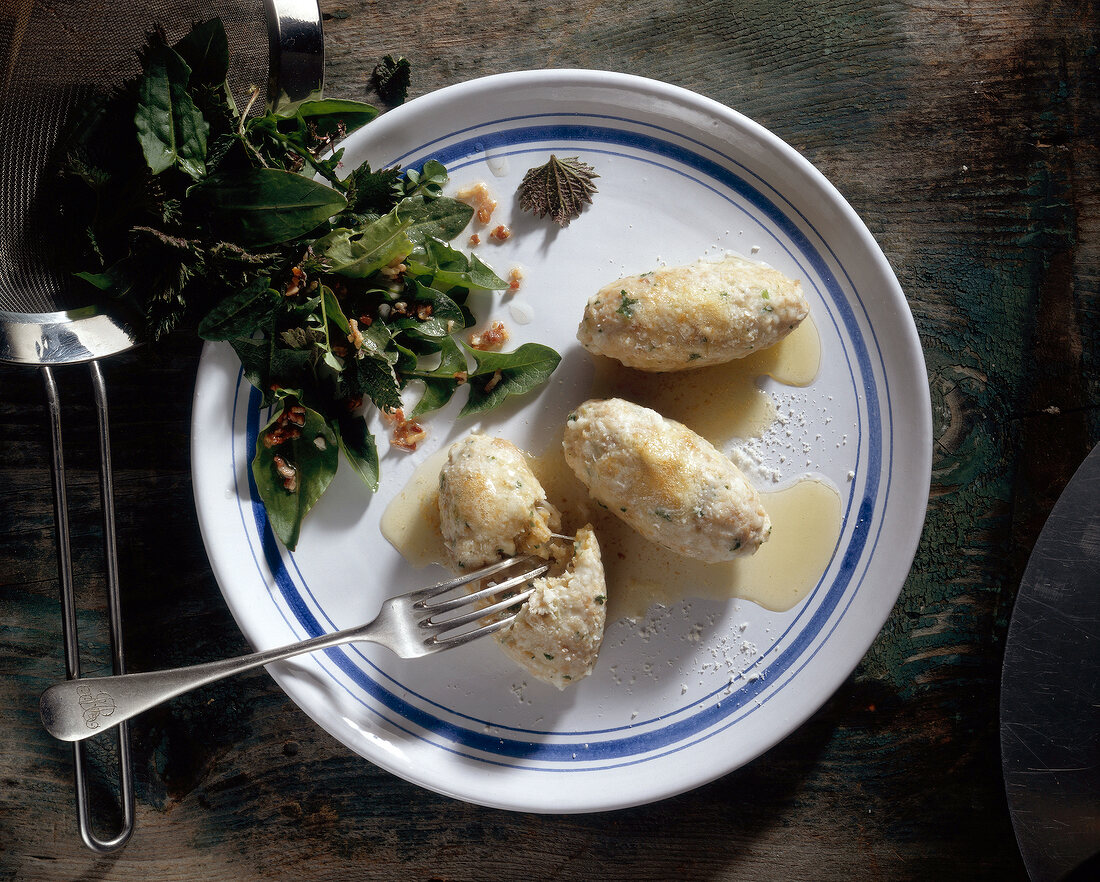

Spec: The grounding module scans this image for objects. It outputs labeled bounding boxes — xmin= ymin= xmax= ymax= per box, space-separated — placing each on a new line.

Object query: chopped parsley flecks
xmin=617 ymin=290 xmax=639 ymax=318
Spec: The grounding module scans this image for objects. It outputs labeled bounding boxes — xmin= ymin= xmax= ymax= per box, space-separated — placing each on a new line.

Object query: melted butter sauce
xmin=381 ymin=314 xmax=840 ymax=618
xmin=380 ymin=447 xmax=450 ymax=569
xmin=588 ymin=315 xmax=820 ymax=445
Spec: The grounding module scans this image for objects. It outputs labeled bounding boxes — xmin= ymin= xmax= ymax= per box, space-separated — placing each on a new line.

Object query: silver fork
xmin=40 ymin=555 xmax=547 ymax=743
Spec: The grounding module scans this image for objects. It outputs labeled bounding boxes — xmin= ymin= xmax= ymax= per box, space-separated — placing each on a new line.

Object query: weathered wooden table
xmin=2 ymin=1 xmax=1097 ymax=878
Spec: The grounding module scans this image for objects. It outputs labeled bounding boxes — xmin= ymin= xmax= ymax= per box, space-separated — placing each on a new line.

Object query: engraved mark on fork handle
xmin=75 ymin=683 xmax=116 ymax=730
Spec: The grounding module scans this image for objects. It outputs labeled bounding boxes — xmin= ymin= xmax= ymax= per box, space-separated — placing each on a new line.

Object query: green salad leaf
xmin=188 ymin=167 xmax=348 ymax=247
xmin=313 ymin=212 xmax=413 ymax=277
xmin=460 ymin=343 xmax=562 ymax=416
xmin=173 ymin=17 xmax=230 ymax=88
xmin=135 ymin=43 xmax=209 ymax=179
xmin=58 ymin=19 xmax=562 ymax=551
xmin=252 ymin=396 xmax=339 ymax=549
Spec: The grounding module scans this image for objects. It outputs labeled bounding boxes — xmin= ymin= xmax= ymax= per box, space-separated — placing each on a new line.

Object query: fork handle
xmin=39 ymin=623 xmax=365 ymax=743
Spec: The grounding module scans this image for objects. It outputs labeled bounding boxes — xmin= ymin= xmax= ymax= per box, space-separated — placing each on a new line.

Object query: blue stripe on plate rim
xmin=226 ymin=113 xmax=891 ymax=770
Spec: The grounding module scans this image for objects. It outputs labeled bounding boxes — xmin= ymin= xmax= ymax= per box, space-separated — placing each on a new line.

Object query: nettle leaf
xmin=173 ymin=18 xmax=230 ymax=87
xmin=517 ymin=154 xmax=599 ymax=227
xmin=197 ymin=276 xmax=279 ymax=340
xmin=342 ymin=352 xmax=403 ymax=412
xmin=335 ymin=415 xmax=380 ymax=491
xmin=344 ymin=162 xmax=402 ymax=216
xmin=397 ymin=195 xmax=474 ymax=245
xmin=252 ymin=398 xmax=339 ymax=550
xmin=188 ymin=167 xmax=347 ymax=247
xmin=459 ymin=342 xmax=561 ymax=417
xmin=314 ymin=211 xmax=412 ymax=277
xmin=135 ymin=43 xmax=209 ymax=180
xmin=371 ymin=55 xmax=411 ymax=106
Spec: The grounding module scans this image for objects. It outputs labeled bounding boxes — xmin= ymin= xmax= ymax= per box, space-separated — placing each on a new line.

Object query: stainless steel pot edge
xmin=264 ymin=0 xmax=325 ymax=112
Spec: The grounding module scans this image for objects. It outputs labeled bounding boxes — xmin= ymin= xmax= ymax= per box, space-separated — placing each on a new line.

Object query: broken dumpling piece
xmin=436 ymin=433 xmax=608 ymax=688
xmin=576 ymin=254 xmax=809 ymax=371
xmin=562 ymin=398 xmax=771 ymax=562
xmin=496 ymin=524 xmax=607 ymax=690
xmin=438 ymin=434 xmax=560 ymax=571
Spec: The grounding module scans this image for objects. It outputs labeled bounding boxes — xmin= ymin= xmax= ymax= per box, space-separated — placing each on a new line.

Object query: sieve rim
xmin=0 ymin=305 xmax=139 ymax=365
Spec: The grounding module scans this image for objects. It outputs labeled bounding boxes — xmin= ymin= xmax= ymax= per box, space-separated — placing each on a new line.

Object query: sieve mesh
xmin=0 ymin=0 xmax=268 ymax=314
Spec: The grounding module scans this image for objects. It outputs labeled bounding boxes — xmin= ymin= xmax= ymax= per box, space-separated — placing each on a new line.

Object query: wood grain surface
xmin=2 ymin=0 xmax=1098 ymax=879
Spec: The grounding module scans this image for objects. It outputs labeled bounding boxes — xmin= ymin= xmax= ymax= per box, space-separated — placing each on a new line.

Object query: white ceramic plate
xmin=191 ymin=70 xmax=931 ymax=812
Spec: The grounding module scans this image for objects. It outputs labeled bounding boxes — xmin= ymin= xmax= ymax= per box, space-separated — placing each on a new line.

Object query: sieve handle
xmin=43 ymin=364 xmax=135 ymax=853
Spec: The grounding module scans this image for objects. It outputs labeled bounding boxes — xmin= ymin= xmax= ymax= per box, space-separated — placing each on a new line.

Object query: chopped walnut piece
xmin=347 ymin=318 xmax=364 ymax=350
xmin=273 ymin=454 xmax=298 ymax=492
xmin=457 ymin=182 xmax=497 ymax=225
xmin=489 ymin=224 xmax=511 ymax=241
xmin=285 ymin=265 xmax=304 ymax=297
xmin=379 ymin=256 xmax=407 ymax=279
xmin=468 ymin=320 xmax=509 ymax=351
xmin=261 ymin=406 xmax=304 ymax=448
xmin=507 ymin=267 xmax=524 ymax=292
xmin=483 ymin=369 xmax=503 ymax=392
xmin=286 ymin=404 xmax=306 ymax=427
xmin=383 ymin=408 xmax=428 ymax=452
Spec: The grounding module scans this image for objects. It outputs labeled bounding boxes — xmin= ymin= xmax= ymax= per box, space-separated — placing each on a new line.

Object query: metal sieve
xmin=0 ymin=0 xmax=324 ymax=852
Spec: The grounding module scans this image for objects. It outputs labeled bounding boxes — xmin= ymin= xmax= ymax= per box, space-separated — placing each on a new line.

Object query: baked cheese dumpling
xmin=497 ymin=525 xmax=606 ymax=689
xmin=438 ymin=434 xmax=560 ymax=571
xmin=562 ymin=399 xmax=770 ymax=562
xmin=576 ymin=254 xmax=809 ymax=371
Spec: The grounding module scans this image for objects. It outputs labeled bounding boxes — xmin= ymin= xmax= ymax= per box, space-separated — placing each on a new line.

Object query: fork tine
xmin=408 ymin=555 xmax=536 ymax=601
xmin=426 ymin=612 xmax=521 ymax=652
xmin=420 ymin=563 xmax=549 ymax=614
xmin=425 ymin=584 xmax=538 ymax=633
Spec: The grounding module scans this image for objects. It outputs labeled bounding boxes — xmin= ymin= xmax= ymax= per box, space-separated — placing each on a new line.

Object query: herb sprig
xmin=59 ymin=19 xmax=560 ymax=549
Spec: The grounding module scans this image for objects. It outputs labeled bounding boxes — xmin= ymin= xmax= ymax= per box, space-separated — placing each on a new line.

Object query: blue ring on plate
xmin=238 ymin=118 xmax=883 ymax=765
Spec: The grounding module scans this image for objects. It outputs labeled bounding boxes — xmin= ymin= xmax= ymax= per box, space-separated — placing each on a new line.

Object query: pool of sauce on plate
xmin=380 ymin=315 xmax=841 ymax=619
